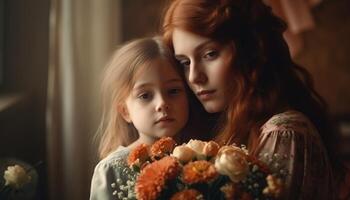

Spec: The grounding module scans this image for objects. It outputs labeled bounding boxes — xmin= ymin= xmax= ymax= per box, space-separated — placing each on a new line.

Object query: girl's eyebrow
xmin=133 ymin=82 xmax=151 ymax=90
xmin=166 ymin=78 xmax=182 ymax=83
xmin=133 ymin=78 xmax=183 ymax=90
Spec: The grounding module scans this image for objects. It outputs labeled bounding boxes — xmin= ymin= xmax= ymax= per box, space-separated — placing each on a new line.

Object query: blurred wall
xmin=0 ymin=0 xmax=50 ymax=199
xmin=295 ymin=0 xmax=350 ymax=115
xmin=121 ymin=0 xmax=167 ymax=41
xmin=293 ymin=0 xmax=350 ymax=156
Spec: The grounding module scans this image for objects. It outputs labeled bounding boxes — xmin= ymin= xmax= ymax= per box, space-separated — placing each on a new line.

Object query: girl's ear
xmin=118 ymin=104 xmax=132 ymax=123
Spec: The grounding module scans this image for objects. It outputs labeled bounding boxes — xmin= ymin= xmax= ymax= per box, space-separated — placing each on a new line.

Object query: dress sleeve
xmin=252 ymin=111 xmax=335 ymax=200
xmin=89 ymin=161 xmax=117 ymax=200
xmin=89 ymin=149 xmax=133 ymax=200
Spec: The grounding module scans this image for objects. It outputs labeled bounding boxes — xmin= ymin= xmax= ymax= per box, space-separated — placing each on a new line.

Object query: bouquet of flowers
xmin=113 ymin=137 xmax=287 ymax=200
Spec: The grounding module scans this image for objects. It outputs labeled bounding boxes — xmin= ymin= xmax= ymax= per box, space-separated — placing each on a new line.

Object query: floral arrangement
xmin=3 ymin=165 xmax=32 ymax=189
xmin=113 ymin=137 xmax=288 ymax=200
xmin=0 ymin=159 xmax=40 ymax=200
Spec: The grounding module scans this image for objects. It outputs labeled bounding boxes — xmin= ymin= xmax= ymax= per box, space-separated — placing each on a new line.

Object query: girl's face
xmin=172 ymin=28 xmax=235 ymax=113
xmin=121 ymin=58 xmax=189 ymax=140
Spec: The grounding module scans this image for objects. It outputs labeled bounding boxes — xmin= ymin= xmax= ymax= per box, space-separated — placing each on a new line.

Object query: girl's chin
xmin=156 ymin=131 xmax=178 ymax=138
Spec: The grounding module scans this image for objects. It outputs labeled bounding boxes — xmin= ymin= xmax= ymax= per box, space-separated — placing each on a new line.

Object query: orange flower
xmin=127 ymin=143 xmax=150 ymax=167
xmin=220 ymin=182 xmax=237 ymax=199
xmin=182 ymin=160 xmax=218 ymax=184
xmin=135 ymin=156 xmax=181 ymax=200
xmin=150 ymin=137 xmax=176 ymax=160
xmin=170 ymin=189 xmax=204 ymax=200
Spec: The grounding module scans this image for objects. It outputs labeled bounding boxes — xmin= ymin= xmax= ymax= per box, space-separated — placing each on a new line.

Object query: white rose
xmin=186 ymin=139 xmax=206 ymax=159
xmin=4 ymin=164 xmax=31 ymax=189
xmin=172 ymin=145 xmax=195 ymax=163
xmin=214 ymin=145 xmax=249 ymax=182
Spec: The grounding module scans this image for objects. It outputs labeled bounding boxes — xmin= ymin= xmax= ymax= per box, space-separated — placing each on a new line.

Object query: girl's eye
xmin=168 ymin=88 xmax=183 ymax=96
xmin=138 ymin=93 xmax=152 ymax=100
xmin=203 ymin=50 xmax=218 ymax=60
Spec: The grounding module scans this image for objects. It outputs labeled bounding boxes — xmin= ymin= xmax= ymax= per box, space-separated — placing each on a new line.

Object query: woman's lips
xmin=196 ymin=90 xmax=216 ymax=100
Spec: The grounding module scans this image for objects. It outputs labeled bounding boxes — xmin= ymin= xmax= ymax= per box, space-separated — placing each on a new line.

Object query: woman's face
xmin=172 ymin=28 xmax=235 ymax=113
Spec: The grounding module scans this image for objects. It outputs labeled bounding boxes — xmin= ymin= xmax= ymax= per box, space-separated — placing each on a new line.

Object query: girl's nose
xmin=155 ymin=96 xmax=170 ymax=112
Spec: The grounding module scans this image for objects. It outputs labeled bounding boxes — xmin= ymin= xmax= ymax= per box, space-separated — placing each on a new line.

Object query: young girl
xmin=161 ymin=0 xmax=346 ymax=199
xmin=89 ymin=37 xmax=189 ymax=200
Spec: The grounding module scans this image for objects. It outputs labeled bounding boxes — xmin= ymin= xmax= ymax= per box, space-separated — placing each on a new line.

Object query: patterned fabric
xmin=89 ymin=147 xmax=135 ymax=200
xmin=254 ymin=110 xmax=335 ymax=200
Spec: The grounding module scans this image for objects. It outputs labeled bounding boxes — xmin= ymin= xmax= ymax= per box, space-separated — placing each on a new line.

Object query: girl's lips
xmin=156 ymin=118 xmax=175 ymax=128
xmin=155 ymin=116 xmax=175 ymax=124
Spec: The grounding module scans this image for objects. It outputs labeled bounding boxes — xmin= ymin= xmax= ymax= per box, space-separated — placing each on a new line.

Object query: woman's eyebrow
xmin=175 ymin=40 xmax=214 ymax=58
xmin=174 ymin=55 xmax=187 ymax=59
xmin=195 ymin=40 xmax=216 ymax=52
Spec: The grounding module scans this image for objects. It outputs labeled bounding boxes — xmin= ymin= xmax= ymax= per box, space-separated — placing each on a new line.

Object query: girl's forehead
xmin=131 ymin=57 xmax=181 ymax=84
xmin=134 ymin=57 xmax=172 ymax=74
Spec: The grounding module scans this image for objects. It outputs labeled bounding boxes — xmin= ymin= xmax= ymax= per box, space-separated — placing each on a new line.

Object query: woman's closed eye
xmin=177 ymin=59 xmax=190 ymax=68
xmin=203 ymin=50 xmax=218 ymax=60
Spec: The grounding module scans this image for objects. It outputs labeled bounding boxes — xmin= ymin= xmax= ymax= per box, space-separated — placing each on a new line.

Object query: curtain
xmin=46 ymin=0 xmax=121 ymax=199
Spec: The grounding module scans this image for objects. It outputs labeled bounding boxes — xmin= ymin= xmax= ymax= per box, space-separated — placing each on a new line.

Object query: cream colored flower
xmin=203 ymin=141 xmax=220 ymax=157
xmin=263 ymin=175 xmax=283 ymax=198
xmin=172 ymin=145 xmax=195 ymax=163
xmin=214 ymin=145 xmax=249 ymax=182
xmin=186 ymin=140 xmax=206 ymax=154
xmin=4 ymin=165 xmax=31 ymax=189
xmin=186 ymin=139 xmax=220 ymax=159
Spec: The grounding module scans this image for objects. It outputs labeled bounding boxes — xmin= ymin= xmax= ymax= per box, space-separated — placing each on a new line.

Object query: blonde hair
xmin=97 ymin=37 xmax=181 ymax=159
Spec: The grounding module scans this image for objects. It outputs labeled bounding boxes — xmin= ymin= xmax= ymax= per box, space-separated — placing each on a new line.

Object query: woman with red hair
xmin=162 ymin=0 xmax=345 ymax=199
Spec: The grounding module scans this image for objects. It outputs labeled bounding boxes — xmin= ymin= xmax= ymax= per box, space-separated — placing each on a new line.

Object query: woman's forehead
xmin=172 ymin=28 xmax=212 ymax=54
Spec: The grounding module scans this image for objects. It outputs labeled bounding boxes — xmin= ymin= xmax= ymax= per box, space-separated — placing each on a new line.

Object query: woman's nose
xmin=188 ymin=63 xmax=208 ymax=85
